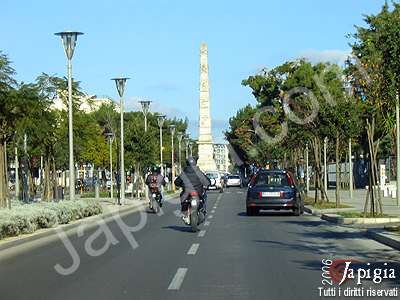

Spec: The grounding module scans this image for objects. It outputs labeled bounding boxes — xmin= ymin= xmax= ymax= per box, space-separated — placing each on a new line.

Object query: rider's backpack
xmin=149 ymin=175 xmax=159 ymax=193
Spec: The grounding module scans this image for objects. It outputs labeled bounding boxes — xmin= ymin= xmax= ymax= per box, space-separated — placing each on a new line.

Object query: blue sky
xmin=1 ymin=0 xmax=387 ymax=143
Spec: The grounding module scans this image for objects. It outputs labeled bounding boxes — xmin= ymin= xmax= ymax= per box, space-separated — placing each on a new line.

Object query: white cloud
xmin=298 ymin=49 xmax=351 ymax=65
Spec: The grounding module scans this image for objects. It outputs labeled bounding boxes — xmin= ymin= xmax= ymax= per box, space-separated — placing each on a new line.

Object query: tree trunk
xmin=335 ymin=132 xmax=341 ymax=207
xmin=53 ymin=158 xmax=58 ymax=201
xmin=366 ymin=118 xmax=384 ymax=216
xmin=42 ymin=156 xmax=52 ymax=201
xmin=0 ymin=141 xmax=6 ymax=208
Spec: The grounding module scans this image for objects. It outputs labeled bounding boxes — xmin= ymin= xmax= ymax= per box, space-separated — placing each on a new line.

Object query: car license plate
xmin=191 ymin=199 xmax=197 ymax=206
xmin=262 ymin=192 xmax=280 ymax=197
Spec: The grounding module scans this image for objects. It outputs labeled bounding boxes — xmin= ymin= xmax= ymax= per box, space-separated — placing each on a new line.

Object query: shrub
xmin=0 ymin=199 xmax=103 ymax=240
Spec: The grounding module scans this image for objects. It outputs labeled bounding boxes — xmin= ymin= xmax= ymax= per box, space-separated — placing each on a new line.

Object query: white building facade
xmin=213 ymin=144 xmax=231 ymax=173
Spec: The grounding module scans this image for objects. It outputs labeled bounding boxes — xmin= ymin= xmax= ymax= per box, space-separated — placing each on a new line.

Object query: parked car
xmin=205 ymin=171 xmax=222 ymax=190
xmin=226 ymin=175 xmax=241 ymax=187
xmin=246 ymin=169 xmax=305 ymax=216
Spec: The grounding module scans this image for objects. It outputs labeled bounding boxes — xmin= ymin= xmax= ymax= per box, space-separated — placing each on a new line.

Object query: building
xmin=51 ymin=94 xmax=118 ymax=113
xmin=213 ymin=144 xmax=231 ymax=173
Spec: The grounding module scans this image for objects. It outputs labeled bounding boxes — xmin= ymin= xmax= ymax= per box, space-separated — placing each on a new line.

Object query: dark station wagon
xmin=246 ymin=169 xmax=305 ymax=216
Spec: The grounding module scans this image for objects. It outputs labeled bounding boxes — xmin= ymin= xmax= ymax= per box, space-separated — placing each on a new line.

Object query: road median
xmin=0 ymin=192 xmax=179 ymax=252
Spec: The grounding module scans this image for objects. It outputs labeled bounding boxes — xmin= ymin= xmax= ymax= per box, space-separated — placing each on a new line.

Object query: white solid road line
xmin=187 ymin=243 xmax=200 ymax=255
xmin=168 ymin=268 xmax=188 ymax=290
xmin=204 ymin=221 xmax=210 ymax=226
xmin=198 ymin=230 xmax=206 ymax=237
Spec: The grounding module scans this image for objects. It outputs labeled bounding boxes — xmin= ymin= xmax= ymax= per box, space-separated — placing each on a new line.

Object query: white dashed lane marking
xmin=168 ymin=268 xmax=188 ymax=290
xmin=187 ymin=243 xmax=200 ymax=255
xmin=204 ymin=221 xmax=210 ymax=226
xmin=198 ymin=230 xmax=206 ymax=237
xmin=208 ymin=215 xmax=213 ymax=219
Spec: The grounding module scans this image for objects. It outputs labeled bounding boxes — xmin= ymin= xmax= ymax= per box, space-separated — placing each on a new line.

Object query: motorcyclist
xmin=174 ymin=156 xmax=211 ymax=224
xmin=145 ymin=166 xmax=167 ymax=208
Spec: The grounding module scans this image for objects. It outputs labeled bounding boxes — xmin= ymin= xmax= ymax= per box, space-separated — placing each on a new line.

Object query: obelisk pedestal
xmin=197 ymin=43 xmax=217 ymax=172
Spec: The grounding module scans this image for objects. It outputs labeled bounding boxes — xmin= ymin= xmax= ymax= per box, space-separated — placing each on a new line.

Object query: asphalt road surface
xmin=0 ymin=188 xmax=399 ymax=300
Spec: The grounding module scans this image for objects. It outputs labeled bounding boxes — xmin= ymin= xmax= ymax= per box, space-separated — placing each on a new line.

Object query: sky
xmin=0 ymin=0 xmax=387 ymax=143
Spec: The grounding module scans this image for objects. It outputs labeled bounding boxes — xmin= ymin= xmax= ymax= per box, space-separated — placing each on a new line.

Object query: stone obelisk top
xmin=197 ymin=42 xmax=217 ymax=171
xmin=198 ymin=42 xmax=212 ymax=143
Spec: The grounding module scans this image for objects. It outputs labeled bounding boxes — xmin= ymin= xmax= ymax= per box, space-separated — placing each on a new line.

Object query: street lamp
xmin=305 ymin=143 xmax=309 ymax=194
xmin=189 ymin=142 xmax=193 ymax=157
xmin=111 ymin=77 xmax=129 ymax=205
xmin=157 ymin=115 xmax=166 ymax=174
xmin=185 ymin=134 xmax=191 ymax=159
xmin=55 ymin=30 xmax=84 ymax=200
xmin=177 ymin=132 xmax=184 ymax=174
xmin=169 ymin=125 xmax=176 ymax=191
xmin=105 ymin=132 xmax=114 ymax=201
xmin=397 ymin=93 xmax=400 ymax=207
xmin=139 ymin=100 xmax=152 ymax=132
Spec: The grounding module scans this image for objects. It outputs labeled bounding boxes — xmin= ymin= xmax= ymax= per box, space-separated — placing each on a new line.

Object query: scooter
xmin=149 ymin=191 xmax=162 ymax=214
xmin=183 ymin=191 xmax=206 ymax=232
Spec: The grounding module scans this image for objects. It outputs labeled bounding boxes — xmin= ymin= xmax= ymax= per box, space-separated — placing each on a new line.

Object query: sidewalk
xmin=307 ymin=188 xmax=400 ymax=216
xmin=305 ymin=188 xmax=400 ymax=251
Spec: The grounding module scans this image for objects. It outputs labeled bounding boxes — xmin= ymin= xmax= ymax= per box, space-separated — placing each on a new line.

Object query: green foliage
xmin=227 ymin=60 xmax=362 ymax=168
xmin=0 ymin=199 xmax=103 ymax=239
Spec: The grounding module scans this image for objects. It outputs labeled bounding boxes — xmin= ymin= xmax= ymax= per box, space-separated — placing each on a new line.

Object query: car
xmin=246 ymin=169 xmax=305 ymax=216
xmin=205 ymin=171 xmax=222 ymax=190
xmin=226 ymin=175 xmax=241 ymax=187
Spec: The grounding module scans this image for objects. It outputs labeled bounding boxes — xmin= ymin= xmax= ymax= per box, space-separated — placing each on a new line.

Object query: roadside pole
xmin=349 ymin=138 xmax=353 ymax=199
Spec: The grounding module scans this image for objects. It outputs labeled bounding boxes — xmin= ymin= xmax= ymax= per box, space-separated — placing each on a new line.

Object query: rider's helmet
xmin=151 ymin=165 xmax=159 ymax=174
xmin=186 ymin=156 xmax=197 ymax=167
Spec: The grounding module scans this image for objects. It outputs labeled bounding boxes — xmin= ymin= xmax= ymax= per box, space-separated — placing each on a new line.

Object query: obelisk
xmin=197 ymin=42 xmax=217 ymax=171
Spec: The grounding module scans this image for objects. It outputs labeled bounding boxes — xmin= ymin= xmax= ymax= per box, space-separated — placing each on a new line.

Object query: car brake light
xmin=280 ymin=191 xmax=285 ymax=198
xmin=190 ymin=191 xmax=198 ymax=196
xmin=259 ymin=192 xmax=262 ymax=200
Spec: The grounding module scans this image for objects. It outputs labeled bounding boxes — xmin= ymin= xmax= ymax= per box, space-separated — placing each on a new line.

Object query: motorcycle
xmin=149 ymin=191 xmax=162 ymax=214
xmin=183 ymin=191 xmax=206 ymax=232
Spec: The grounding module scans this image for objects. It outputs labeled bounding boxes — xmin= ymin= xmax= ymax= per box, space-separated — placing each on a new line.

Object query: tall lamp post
xmin=324 ymin=137 xmax=328 ymax=194
xmin=111 ymin=77 xmax=129 ymax=205
xmin=55 ymin=30 xmax=83 ymax=200
xmin=397 ymin=93 xmax=400 ymax=207
xmin=139 ymin=100 xmax=151 ymax=132
xmin=189 ymin=142 xmax=193 ymax=157
xmin=185 ymin=134 xmax=191 ymax=158
xmin=157 ymin=115 xmax=166 ymax=174
xmin=105 ymin=132 xmax=114 ymax=201
xmin=305 ymin=143 xmax=309 ymax=194
xmin=177 ymin=132 xmax=184 ymax=174
xmin=169 ymin=125 xmax=176 ymax=191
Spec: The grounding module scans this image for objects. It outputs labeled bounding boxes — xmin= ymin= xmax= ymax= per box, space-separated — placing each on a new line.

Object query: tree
xmin=0 ymin=52 xmax=26 ymax=207
xmin=346 ymin=2 xmax=400 ymax=215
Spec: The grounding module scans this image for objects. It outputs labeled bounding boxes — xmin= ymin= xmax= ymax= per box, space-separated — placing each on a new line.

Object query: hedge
xmin=0 ymin=200 xmax=103 ymax=240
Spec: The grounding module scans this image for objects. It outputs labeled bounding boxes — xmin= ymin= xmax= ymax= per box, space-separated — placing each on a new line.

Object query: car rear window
xmin=254 ymin=173 xmax=290 ymax=187
xmin=206 ymin=173 xmax=219 ymax=179
xmin=228 ymin=175 xmax=240 ymax=179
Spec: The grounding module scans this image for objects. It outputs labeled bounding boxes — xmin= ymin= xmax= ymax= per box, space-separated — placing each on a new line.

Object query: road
xmin=0 ymin=188 xmax=399 ymax=300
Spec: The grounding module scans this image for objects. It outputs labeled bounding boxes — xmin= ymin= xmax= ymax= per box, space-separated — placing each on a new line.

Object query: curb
xmin=320 ymin=213 xmax=400 ymax=225
xmin=0 ymin=193 xmax=179 ymax=252
xmin=367 ymin=229 xmax=400 ymax=251
xmin=304 ymin=206 xmax=322 ymax=217
xmin=304 ymin=205 xmax=356 ymax=217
